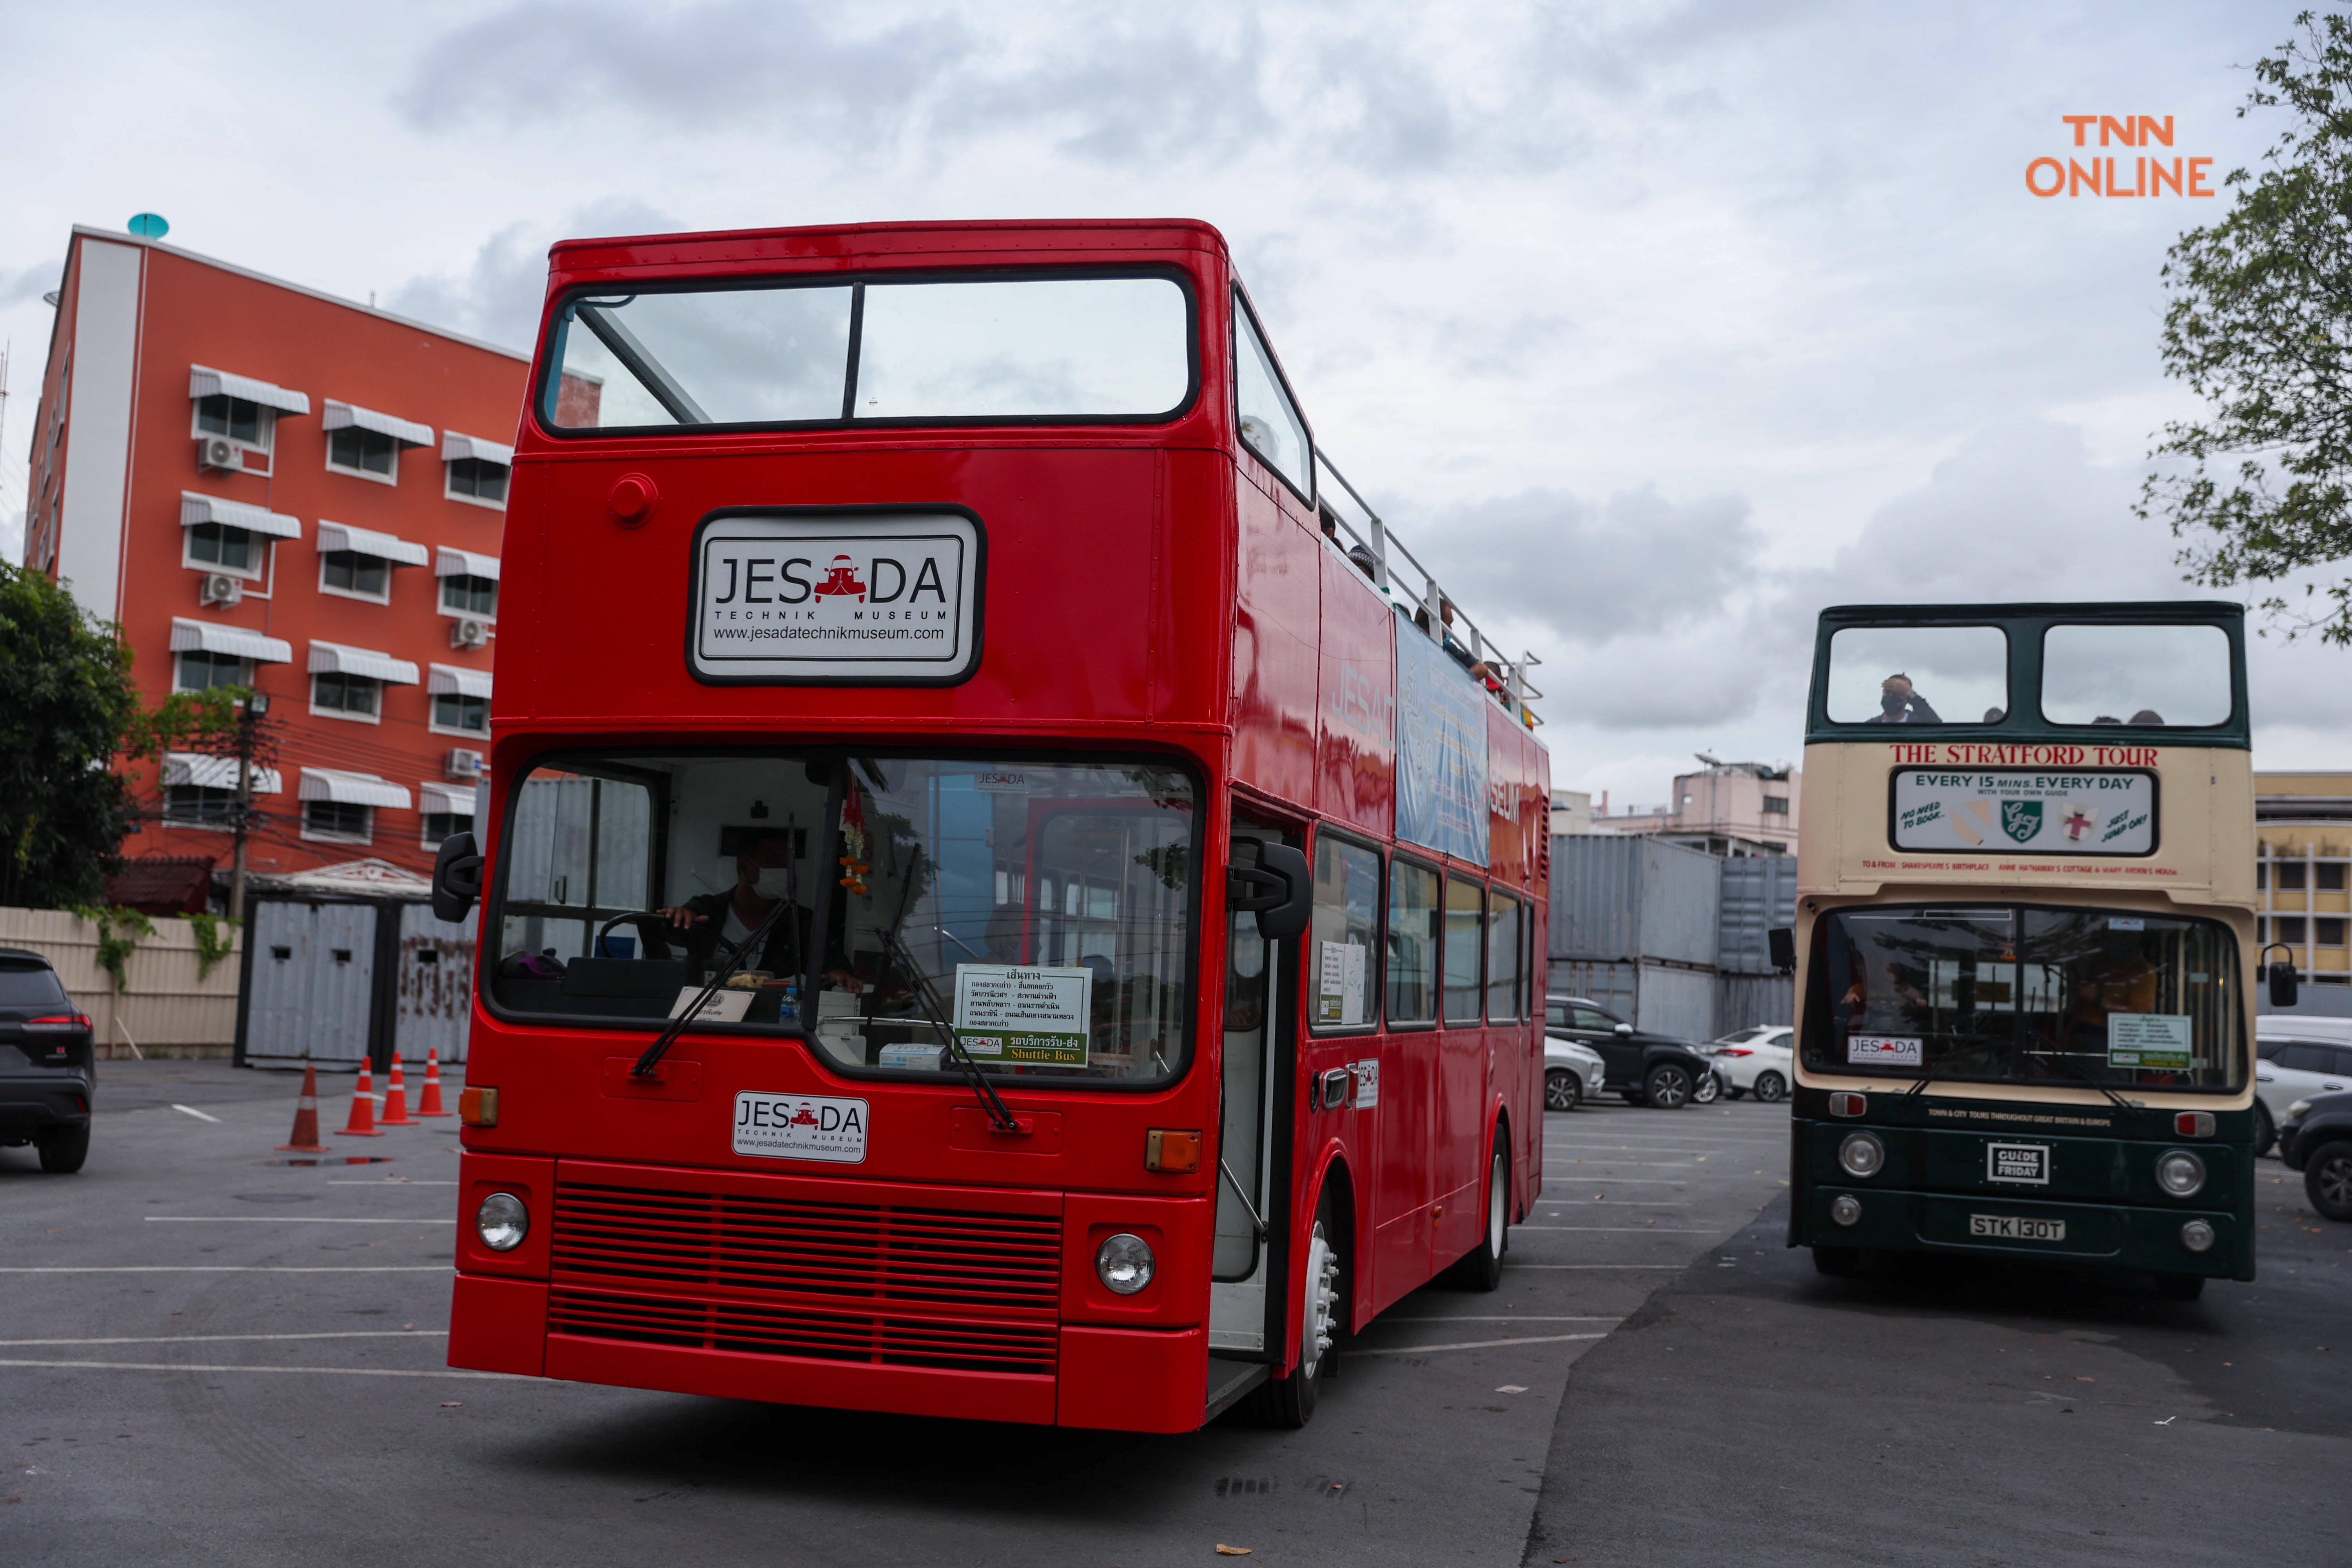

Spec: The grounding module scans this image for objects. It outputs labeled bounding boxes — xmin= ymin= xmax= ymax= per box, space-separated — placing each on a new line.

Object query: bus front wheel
xmin=1256 ymin=1187 xmax=1346 ymax=1428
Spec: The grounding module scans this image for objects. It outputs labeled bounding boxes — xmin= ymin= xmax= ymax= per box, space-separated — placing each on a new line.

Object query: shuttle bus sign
xmin=1890 ymin=767 xmax=2154 ymax=855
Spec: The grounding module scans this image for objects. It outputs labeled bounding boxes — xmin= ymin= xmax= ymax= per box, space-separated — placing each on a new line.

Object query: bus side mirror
xmin=432 ymin=830 xmax=483 ymax=924
xmin=2267 ymin=958 xmax=2300 ymax=1009
xmin=1767 ymin=927 xmax=1797 ymax=975
xmin=1229 ymin=844 xmax=1312 ymax=941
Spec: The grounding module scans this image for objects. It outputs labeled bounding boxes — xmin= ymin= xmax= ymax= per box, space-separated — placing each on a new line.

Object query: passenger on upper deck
xmin=1867 ymin=673 xmax=1941 ymax=725
xmin=1437 ymin=599 xmax=1499 ymax=687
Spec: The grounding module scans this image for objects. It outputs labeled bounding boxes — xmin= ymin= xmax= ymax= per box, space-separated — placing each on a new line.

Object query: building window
xmin=321 ymin=550 xmax=391 ymax=601
xmin=2322 ymin=863 xmax=2348 ymax=893
xmin=432 ymin=693 xmax=488 ymax=734
xmin=2278 ymin=862 xmax=2308 ymax=891
xmin=421 ymin=811 xmax=469 ymax=849
xmin=165 ymin=785 xmax=238 ymax=826
xmin=327 ymin=426 xmax=397 ymax=479
xmin=1761 ymin=795 xmax=1789 ymax=815
xmin=312 ymin=671 xmax=381 ymax=718
xmin=193 ymin=395 xmax=274 ymax=452
xmin=185 ymin=522 xmax=258 ymax=576
xmin=2257 ymin=861 xmax=2268 ymax=890
xmin=2320 ymin=918 xmax=2348 ymax=949
xmin=446 ymin=458 xmax=508 ymax=506
xmin=2277 ymin=916 xmax=2308 ymax=945
xmin=440 ymin=574 xmax=497 ymax=617
xmin=175 ymin=650 xmax=252 ymax=693
xmin=303 ymin=800 xmax=372 ymax=842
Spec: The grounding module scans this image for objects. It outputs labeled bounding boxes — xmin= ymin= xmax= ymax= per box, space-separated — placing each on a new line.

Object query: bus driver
xmin=655 ymin=829 xmax=858 ymax=991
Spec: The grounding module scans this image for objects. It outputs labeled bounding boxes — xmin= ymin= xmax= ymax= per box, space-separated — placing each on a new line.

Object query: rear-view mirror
xmin=1613 ymin=1022 xmax=1634 ymax=1036
xmin=1228 ymin=843 xmax=1312 ymax=941
xmin=2268 ymin=958 xmax=2300 ymax=1010
xmin=432 ymin=829 xmax=484 ymax=924
xmin=1767 ymin=926 xmax=1797 ymax=975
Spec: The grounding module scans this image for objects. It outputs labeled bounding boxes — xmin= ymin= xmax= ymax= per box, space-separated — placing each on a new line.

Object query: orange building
xmin=21 ymin=224 xmax=528 ymax=888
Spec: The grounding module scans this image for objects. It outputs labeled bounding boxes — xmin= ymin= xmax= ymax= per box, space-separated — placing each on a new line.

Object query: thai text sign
xmin=1891 ymin=769 xmax=2154 ymax=855
xmin=953 ymin=964 xmax=1091 ymax=1067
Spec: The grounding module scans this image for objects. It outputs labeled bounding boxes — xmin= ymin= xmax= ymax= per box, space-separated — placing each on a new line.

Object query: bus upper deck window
xmin=1232 ymin=297 xmax=1312 ymax=502
xmin=2041 ymin=623 xmax=2232 ymax=728
xmin=1824 ymin=626 xmax=2007 ymax=726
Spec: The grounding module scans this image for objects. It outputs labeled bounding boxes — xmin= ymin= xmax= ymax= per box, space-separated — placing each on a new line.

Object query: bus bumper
xmin=1791 ymin=1184 xmax=2254 ymax=1281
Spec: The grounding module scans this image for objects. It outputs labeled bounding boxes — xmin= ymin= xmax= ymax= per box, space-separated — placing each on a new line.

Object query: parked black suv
xmin=1543 ymin=995 xmax=1714 ymax=1109
xmin=0 ymin=948 xmax=94 ymax=1173
xmin=2279 ymin=1088 xmax=2352 ymax=1223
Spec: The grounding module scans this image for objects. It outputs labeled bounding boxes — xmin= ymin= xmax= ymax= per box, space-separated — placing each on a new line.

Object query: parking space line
xmin=1381 ymin=1316 xmax=1621 ymax=1323
xmin=0 ymin=1266 xmax=452 ymax=1274
xmin=142 ymin=1217 xmax=452 ymax=1225
xmin=171 ymin=1105 xmax=222 ymax=1123
xmin=1506 ymin=1264 xmax=1684 ymax=1270
xmin=0 ymin=1332 xmax=447 ymax=1346
xmin=328 ymin=1179 xmax=459 ymax=1185
xmin=1515 ymin=1226 xmax=1719 ymax=1232
xmin=1350 ymin=1333 xmax=1608 ymax=1356
xmin=0 ymin=1359 xmax=522 ymax=1380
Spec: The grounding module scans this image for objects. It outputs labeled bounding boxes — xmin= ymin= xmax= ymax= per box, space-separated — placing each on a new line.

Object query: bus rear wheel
xmin=1443 ymin=1137 xmax=1509 ymax=1292
xmin=1254 ymin=1187 xmax=1345 ymax=1428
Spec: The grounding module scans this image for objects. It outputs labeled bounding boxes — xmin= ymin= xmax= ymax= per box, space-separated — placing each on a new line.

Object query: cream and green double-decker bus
xmin=1785 ymin=602 xmax=2269 ymax=1298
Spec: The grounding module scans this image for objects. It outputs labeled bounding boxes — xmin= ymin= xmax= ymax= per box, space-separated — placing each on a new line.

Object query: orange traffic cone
xmin=341 ymin=1062 xmax=384 ymax=1137
xmin=276 ymin=1060 xmax=332 ymax=1152
xmin=415 ymin=1047 xmax=451 ymax=1118
xmin=379 ymin=1051 xmax=415 ymax=1127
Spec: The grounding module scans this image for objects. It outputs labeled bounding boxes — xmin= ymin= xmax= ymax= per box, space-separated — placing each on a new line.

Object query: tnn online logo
xmin=2025 ymin=115 xmax=2216 ymax=199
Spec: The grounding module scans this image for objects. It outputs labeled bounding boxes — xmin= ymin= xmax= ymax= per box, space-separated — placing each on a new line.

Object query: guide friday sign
xmin=1891 ymin=768 xmax=2154 ymax=855
xmin=953 ymin=964 xmax=1092 ymax=1067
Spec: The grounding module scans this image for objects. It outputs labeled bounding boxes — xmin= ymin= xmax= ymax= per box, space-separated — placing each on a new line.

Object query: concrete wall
xmin=0 ymin=905 xmax=242 ymax=1054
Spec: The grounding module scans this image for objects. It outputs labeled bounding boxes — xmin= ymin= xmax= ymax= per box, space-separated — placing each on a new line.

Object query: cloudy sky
xmin=4 ymin=0 xmax=2346 ymax=805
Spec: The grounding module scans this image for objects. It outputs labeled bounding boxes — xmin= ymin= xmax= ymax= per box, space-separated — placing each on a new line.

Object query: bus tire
xmin=1443 ymin=1136 xmax=1510 ymax=1292
xmin=1811 ymin=1245 xmax=1859 ymax=1278
xmin=1643 ymin=1063 xmax=1693 ymax=1110
xmin=2306 ymin=1141 xmax=2352 ymax=1222
xmin=2153 ymin=1272 xmax=2206 ymax=1301
xmin=2252 ymin=1100 xmax=2276 ymax=1160
xmin=1544 ymin=1069 xmax=1581 ymax=1112
xmin=1254 ymin=1186 xmax=1346 ymax=1428
xmin=1752 ymin=1072 xmax=1787 ymax=1104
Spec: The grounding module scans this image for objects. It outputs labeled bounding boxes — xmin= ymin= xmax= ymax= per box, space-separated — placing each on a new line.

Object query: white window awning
xmin=181 ymin=492 xmax=302 ymax=541
xmin=427 ymin=663 xmax=494 ymax=699
xmin=299 ymin=769 xmax=411 ymax=809
xmin=189 ymin=366 xmax=310 ymax=417
xmin=442 ymin=432 xmax=514 ymax=466
xmin=316 ymin=521 xmax=430 ymax=567
xmin=435 ymin=546 xmax=501 ymax=581
xmin=417 ymin=782 xmax=477 ymax=815
xmin=323 ymin=401 xmax=434 ymax=448
xmin=169 ymin=618 xmax=294 ymax=664
xmin=308 ymin=641 xmax=421 ymax=685
xmin=163 ymin=752 xmax=283 ymax=795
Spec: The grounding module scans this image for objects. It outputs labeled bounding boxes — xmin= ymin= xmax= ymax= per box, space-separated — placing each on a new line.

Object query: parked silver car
xmin=1543 ymin=1034 xmax=1607 ymax=1112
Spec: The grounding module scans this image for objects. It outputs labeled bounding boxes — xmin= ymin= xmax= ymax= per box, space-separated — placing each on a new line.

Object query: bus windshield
xmin=1803 ymin=904 xmax=2242 ymax=1092
xmin=487 ymin=750 xmax=1198 ymax=1087
xmin=544 ymin=274 xmax=1194 ymax=431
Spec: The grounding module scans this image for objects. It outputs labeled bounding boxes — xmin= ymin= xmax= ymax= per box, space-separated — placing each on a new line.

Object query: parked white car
xmin=2256 ymin=1021 xmax=2352 ymax=1156
xmin=1543 ymin=1035 xmax=1608 ymax=1112
xmin=1709 ymin=1024 xmax=1794 ymax=1104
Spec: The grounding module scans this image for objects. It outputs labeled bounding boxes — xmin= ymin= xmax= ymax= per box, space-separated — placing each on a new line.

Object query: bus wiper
xmin=631 ymin=898 xmax=791 ymax=1080
xmin=878 ymin=924 xmax=1024 ymax=1135
xmin=2040 ymin=1048 xmax=2138 ymax=1112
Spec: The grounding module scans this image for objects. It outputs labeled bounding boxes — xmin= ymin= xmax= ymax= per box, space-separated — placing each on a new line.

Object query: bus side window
xmin=1443 ymin=878 xmax=1485 ymax=1024
xmin=1386 ymin=860 xmax=1439 ymax=1026
xmin=1310 ymin=836 xmax=1382 ymax=1030
xmin=1488 ymin=891 xmax=1523 ymax=1022
xmin=1232 ymin=296 xmax=1313 ymax=501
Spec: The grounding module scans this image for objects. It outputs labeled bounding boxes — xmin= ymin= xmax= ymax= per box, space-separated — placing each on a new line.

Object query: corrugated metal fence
xmin=0 ymin=906 xmax=242 ymax=1055
xmin=1549 ymin=838 xmax=1799 ymax=1041
xmin=237 ymin=895 xmax=477 ymax=1071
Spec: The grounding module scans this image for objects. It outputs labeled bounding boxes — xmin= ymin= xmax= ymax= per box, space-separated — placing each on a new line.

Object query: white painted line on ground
xmin=170 ymin=1104 xmax=222 ymax=1123
xmin=1351 ymin=1333 xmax=1608 ymax=1356
xmin=0 ymin=1266 xmax=452 ymax=1274
xmin=0 ymin=1358 xmax=523 ymax=1380
xmin=142 ymin=1216 xmax=452 ymax=1225
xmin=1381 ymin=1316 xmax=1621 ymax=1323
xmin=1505 ymin=1264 xmax=1682 ymax=1270
xmin=1541 ymin=1178 xmax=1690 ymax=1185
xmin=1515 ymin=1226 xmax=1720 ymax=1233
xmin=1532 ymin=1200 xmax=1692 ymax=1207
xmin=328 ymin=1179 xmax=458 ymax=1185
xmin=0 ymin=1331 xmax=447 ymax=1347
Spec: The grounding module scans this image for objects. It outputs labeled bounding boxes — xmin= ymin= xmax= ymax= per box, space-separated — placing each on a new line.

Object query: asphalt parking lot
xmin=2 ymin=1069 xmax=2340 ymax=1565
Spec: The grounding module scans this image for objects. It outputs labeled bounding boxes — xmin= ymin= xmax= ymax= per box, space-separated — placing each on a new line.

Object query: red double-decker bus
xmin=436 ymin=219 xmax=1552 ymax=1431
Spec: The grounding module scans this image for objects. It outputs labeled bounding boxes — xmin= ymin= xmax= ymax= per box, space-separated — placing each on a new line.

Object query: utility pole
xmin=229 ymin=691 xmax=269 ymax=922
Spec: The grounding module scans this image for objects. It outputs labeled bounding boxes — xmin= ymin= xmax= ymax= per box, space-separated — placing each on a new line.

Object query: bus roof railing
xmin=1315 ymin=452 xmax=1544 ymax=727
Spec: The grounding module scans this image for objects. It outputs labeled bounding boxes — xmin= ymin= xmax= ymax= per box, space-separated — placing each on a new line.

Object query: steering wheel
xmin=595 ymin=911 xmax=680 ymax=959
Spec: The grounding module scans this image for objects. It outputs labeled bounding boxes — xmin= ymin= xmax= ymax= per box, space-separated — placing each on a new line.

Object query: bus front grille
xmin=547 ymin=1287 xmax=1058 ymax=1375
xmin=550 ymin=1180 xmax=1064 ymax=1313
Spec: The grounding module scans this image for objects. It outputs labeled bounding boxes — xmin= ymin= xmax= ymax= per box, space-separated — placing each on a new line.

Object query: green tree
xmin=0 ymin=562 xmax=246 ymax=908
xmin=2142 ymin=10 xmax=2352 ymax=642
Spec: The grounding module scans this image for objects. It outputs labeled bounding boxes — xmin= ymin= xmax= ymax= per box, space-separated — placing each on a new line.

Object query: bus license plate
xmin=1970 ymin=1214 xmax=2065 ymax=1241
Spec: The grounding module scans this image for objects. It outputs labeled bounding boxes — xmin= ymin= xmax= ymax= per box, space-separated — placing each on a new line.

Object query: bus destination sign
xmin=690 ymin=510 xmax=982 ymax=684
xmin=1890 ymin=768 xmax=2154 ymax=855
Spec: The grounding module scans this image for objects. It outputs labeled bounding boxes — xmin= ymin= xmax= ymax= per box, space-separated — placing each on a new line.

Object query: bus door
xmin=1212 ymin=824 xmax=1299 ymax=1359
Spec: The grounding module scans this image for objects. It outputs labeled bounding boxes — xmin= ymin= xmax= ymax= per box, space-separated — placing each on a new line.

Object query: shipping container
xmin=1549 ymin=835 xmax=1719 ymax=967
xmin=1546 ymin=958 xmax=1714 ymax=1044
xmin=1717 ymin=855 xmax=1800 ymax=976
xmin=1713 ymin=972 xmax=1795 ymax=1040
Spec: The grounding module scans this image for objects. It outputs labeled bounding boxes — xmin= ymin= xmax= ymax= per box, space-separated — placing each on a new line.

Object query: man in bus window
xmin=655 ymin=829 xmax=855 ymax=989
xmin=1868 ymin=673 xmax=1941 ymax=724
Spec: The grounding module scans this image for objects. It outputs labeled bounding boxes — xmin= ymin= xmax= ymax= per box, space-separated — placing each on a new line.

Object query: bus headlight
xmin=2179 ymin=1220 xmax=2216 ymax=1253
xmin=1829 ymin=1194 xmax=1863 ymax=1227
xmin=1837 ymin=1132 xmax=1885 ymax=1179
xmin=1095 ymin=1232 xmax=1155 ymax=1295
xmin=475 ymin=1192 xmax=529 ymax=1252
xmin=2155 ymin=1150 xmax=2206 ymax=1199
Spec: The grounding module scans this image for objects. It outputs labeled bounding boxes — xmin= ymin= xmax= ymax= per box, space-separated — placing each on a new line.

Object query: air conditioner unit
xmin=450 ymin=617 xmax=490 ymax=650
xmin=445 ymin=748 xmax=485 ymax=780
xmin=196 ymin=436 xmax=245 ymax=472
xmin=198 ymin=572 xmax=244 ymax=608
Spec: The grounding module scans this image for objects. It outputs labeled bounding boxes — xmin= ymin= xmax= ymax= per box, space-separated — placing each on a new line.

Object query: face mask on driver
xmin=753 ymin=867 xmax=793 ymax=899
